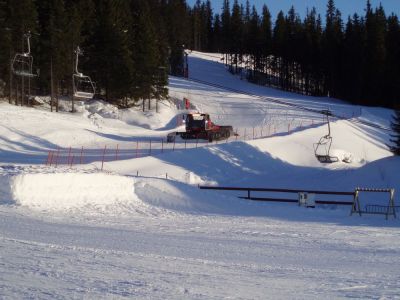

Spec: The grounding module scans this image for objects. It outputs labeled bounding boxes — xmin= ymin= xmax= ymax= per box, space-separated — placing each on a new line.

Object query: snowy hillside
xmin=1 ymin=51 xmax=399 ymax=299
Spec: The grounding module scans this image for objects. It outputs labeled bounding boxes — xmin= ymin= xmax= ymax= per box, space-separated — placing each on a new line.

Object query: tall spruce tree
xmin=91 ymin=0 xmax=133 ymax=102
xmin=322 ymin=0 xmax=343 ymax=97
xmin=384 ymin=14 xmax=400 ymax=107
xmin=260 ymin=4 xmax=272 ymax=73
xmin=131 ymin=0 xmax=159 ymax=108
xmin=341 ymin=13 xmax=365 ymax=103
xmin=0 ymin=0 xmax=10 ymax=97
xmin=363 ymin=2 xmax=387 ymax=104
xmin=390 ymin=110 xmax=400 ymax=155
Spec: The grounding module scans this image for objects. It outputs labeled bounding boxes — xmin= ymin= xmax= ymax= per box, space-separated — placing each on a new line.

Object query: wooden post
xmin=101 ymin=145 xmax=107 ymax=170
xmin=80 ymin=146 xmax=84 ymax=164
xmin=55 ymin=148 xmax=60 ymax=167
xmin=67 ymin=146 xmax=72 ymax=165
xmin=49 ymin=151 xmax=54 ymax=166
xmin=70 ymin=155 xmax=74 ymax=167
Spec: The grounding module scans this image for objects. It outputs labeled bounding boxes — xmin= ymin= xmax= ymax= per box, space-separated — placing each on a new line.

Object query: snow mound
xmin=4 ymin=172 xmax=249 ymax=216
xmin=10 ymin=173 xmax=136 ymax=210
xmin=134 ymin=178 xmax=255 ymax=215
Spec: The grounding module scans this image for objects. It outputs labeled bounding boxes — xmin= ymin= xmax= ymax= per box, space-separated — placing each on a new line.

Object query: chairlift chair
xmin=11 ymin=33 xmax=37 ymax=77
xmin=313 ymin=110 xmax=339 ymax=163
xmin=73 ymin=73 xmax=95 ymax=99
xmin=72 ymin=46 xmax=95 ymax=100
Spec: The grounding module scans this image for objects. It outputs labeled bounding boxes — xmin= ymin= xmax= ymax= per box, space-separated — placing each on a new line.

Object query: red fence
xmin=44 ymin=118 xmax=324 ymax=170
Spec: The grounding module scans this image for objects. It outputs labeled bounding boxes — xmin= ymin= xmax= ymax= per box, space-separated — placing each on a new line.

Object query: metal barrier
xmin=199 ymin=185 xmax=397 ymax=219
xmin=351 ymin=188 xmax=396 ymax=219
xmin=198 ymin=186 xmax=355 ymax=206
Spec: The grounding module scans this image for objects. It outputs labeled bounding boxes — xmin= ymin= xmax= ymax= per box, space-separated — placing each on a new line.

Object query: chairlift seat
xmin=12 ymin=53 xmax=36 ymax=77
xmin=73 ymin=74 xmax=95 ymax=100
xmin=316 ymin=155 xmax=339 ymax=164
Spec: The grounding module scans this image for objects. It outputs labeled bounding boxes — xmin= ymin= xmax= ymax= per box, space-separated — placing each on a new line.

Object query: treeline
xmin=0 ymin=0 xmax=191 ymax=107
xmin=1 ymin=0 xmax=399 ymax=109
xmin=186 ymin=0 xmax=400 ymax=108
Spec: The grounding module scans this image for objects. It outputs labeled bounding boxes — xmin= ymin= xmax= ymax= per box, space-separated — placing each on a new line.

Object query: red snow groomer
xmin=167 ymin=113 xmax=234 ymax=143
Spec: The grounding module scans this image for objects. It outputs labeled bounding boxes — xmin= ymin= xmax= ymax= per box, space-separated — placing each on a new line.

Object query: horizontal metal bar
xmin=356 ymin=188 xmax=393 ymax=192
xmin=238 ymin=197 xmax=297 ymax=203
xmin=238 ymin=196 xmax=353 ymax=205
xmin=199 ymin=185 xmax=355 ymax=196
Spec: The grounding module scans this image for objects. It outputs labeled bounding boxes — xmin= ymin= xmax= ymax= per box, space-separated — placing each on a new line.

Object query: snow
xmin=0 ymin=50 xmax=399 ymax=299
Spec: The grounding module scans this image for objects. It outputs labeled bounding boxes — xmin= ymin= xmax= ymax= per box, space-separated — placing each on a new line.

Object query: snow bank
xmin=10 ymin=173 xmax=136 ymax=210
xmin=134 ymin=178 xmax=258 ymax=216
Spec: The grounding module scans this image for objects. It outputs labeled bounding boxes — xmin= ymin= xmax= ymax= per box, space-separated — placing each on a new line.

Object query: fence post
xmin=48 ymin=151 xmax=53 ymax=166
xmin=67 ymin=146 xmax=72 ymax=165
xmin=101 ymin=145 xmax=107 ymax=171
xmin=45 ymin=151 xmax=50 ymax=165
xmin=116 ymin=144 xmax=119 ymax=161
xmin=80 ymin=146 xmax=84 ymax=164
xmin=70 ymin=155 xmax=74 ymax=167
xmin=55 ymin=148 xmax=60 ymax=167
xmin=161 ymin=139 xmax=164 ymax=153
xmin=173 ymin=139 xmax=176 ymax=151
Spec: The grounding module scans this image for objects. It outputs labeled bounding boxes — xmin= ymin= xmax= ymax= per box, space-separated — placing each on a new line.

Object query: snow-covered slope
xmin=0 ymin=51 xmax=399 ymax=299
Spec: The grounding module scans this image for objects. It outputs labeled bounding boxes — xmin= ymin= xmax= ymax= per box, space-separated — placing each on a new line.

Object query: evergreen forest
xmin=0 ymin=0 xmax=399 ymax=109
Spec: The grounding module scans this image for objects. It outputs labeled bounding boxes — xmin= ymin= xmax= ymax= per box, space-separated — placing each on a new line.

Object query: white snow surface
xmin=0 ymin=51 xmax=400 ymax=299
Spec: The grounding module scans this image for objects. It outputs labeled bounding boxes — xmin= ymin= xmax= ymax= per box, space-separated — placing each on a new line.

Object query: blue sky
xmin=187 ymin=0 xmax=400 ymax=20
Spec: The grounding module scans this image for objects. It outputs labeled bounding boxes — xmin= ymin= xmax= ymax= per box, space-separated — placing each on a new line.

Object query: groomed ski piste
xmin=1 ymin=51 xmax=400 ymax=299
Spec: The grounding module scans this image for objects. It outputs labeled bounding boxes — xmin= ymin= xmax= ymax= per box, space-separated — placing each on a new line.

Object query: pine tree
xmin=322 ymin=0 xmax=343 ymax=97
xmin=0 ymin=0 xmax=10 ymax=98
xmin=390 ymin=110 xmax=400 ymax=155
xmin=273 ymin=11 xmax=287 ymax=90
xmin=211 ymin=14 xmax=222 ymax=52
xmin=341 ymin=13 xmax=365 ymax=103
xmin=221 ymin=0 xmax=231 ymax=63
xmin=260 ymin=4 xmax=272 ymax=70
xmin=164 ymin=0 xmax=189 ymax=76
xmin=362 ymin=2 xmax=387 ymax=104
xmin=383 ymin=14 xmax=400 ymax=107
xmin=131 ymin=0 xmax=159 ymax=108
xmin=230 ymin=0 xmax=243 ymax=73
xmin=91 ymin=0 xmax=133 ymax=102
